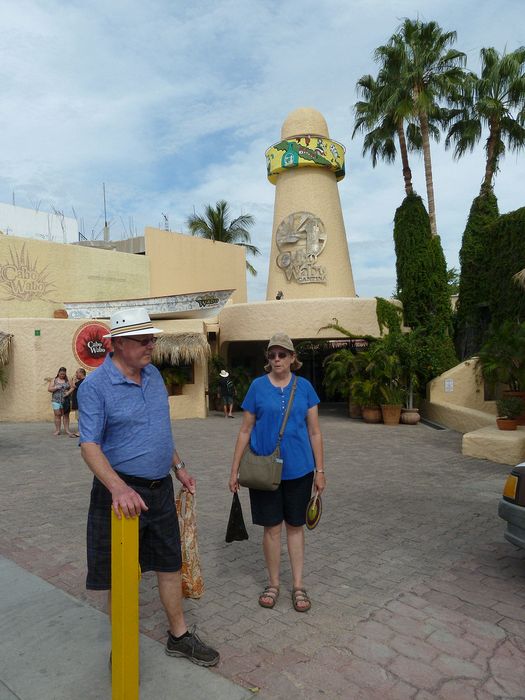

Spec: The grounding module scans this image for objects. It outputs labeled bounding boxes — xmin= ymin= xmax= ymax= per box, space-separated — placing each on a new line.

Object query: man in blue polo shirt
xmin=78 ymin=307 xmax=219 ymax=667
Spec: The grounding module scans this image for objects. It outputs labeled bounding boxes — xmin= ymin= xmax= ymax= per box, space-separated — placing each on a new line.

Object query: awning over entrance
xmin=0 ymin=331 xmax=13 ymax=366
xmin=152 ymin=333 xmax=211 ymax=365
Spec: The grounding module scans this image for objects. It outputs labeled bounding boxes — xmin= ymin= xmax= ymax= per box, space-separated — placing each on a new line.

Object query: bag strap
xmin=276 ymin=376 xmax=298 ymax=448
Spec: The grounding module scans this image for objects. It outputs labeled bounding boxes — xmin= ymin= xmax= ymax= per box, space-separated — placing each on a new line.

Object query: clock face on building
xmin=72 ymin=321 xmax=111 ymax=369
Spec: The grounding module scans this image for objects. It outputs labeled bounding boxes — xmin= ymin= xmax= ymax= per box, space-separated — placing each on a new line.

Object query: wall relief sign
xmin=0 ymin=243 xmax=57 ymax=302
xmin=73 ymin=321 xmax=111 ymax=370
xmin=276 ymin=212 xmax=327 ymax=284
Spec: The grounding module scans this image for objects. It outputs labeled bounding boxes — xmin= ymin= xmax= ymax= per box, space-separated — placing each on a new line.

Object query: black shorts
xmin=86 ymin=474 xmax=182 ymax=590
xmin=249 ymin=471 xmax=314 ymax=527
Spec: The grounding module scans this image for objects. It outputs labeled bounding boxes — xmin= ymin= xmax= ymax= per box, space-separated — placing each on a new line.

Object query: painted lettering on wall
xmin=0 ymin=244 xmax=57 ymax=302
xmin=73 ymin=322 xmax=111 ymax=370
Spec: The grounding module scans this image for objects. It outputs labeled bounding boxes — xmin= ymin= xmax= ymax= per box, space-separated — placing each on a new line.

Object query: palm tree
xmin=353 ymin=73 xmax=415 ymax=196
xmin=377 ymin=20 xmax=466 ymax=236
xmin=445 ymin=46 xmax=525 ymax=194
xmin=186 ymin=200 xmax=261 ymax=276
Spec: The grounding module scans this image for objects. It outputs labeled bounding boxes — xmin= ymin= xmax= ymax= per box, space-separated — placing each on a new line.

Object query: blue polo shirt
xmin=78 ymin=353 xmax=174 ymax=479
xmin=242 ymin=374 xmax=319 ymax=480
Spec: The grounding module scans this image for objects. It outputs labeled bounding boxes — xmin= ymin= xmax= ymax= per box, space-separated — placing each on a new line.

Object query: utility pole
xmin=103 ymin=183 xmax=110 ymax=242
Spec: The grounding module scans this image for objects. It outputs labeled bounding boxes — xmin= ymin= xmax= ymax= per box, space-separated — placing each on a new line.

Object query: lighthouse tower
xmin=265 ymin=107 xmax=356 ymax=300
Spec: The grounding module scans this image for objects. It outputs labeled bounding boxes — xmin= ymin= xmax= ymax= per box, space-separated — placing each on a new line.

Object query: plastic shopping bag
xmin=175 ymin=489 xmax=204 ymax=599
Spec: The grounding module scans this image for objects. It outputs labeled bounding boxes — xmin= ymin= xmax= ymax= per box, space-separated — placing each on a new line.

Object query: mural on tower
xmin=266 ymin=136 xmax=345 ymax=184
xmin=276 ymin=212 xmax=327 ymax=284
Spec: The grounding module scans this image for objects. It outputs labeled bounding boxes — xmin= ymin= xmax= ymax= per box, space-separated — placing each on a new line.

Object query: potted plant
xmin=496 ymin=396 xmax=524 ymax=431
xmin=379 ymin=383 xmax=405 ymax=425
xmin=161 ymin=366 xmax=187 ymax=396
xmin=349 ymin=375 xmax=382 ymax=423
xmin=323 ymin=348 xmax=363 ymax=418
xmin=396 ymin=331 xmax=421 ymax=425
xmin=366 ymin=339 xmax=404 ymax=425
xmin=477 ymin=321 xmax=525 ymax=423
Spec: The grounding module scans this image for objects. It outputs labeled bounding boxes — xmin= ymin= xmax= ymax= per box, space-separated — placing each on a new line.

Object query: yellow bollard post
xmin=111 ymin=509 xmax=139 ymax=700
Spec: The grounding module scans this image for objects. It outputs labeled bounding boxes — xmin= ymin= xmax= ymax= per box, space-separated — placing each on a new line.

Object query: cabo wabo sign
xmin=73 ymin=321 xmax=111 ymax=370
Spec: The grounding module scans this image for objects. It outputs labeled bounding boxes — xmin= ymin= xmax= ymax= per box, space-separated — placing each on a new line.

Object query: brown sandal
xmin=258 ymin=585 xmax=279 ymax=609
xmin=292 ymin=587 xmax=311 ymax=612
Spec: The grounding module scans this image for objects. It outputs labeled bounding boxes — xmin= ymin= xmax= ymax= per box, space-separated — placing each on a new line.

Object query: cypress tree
xmin=393 ymin=194 xmax=452 ymax=332
xmin=393 ymin=193 xmax=457 ymax=386
xmin=485 ymin=207 xmax=525 ymax=328
xmin=455 ymin=190 xmax=499 ymax=359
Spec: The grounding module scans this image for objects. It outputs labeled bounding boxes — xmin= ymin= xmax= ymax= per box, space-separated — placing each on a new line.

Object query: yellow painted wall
xmin=0 ymin=317 xmax=209 ymax=422
xmin=145 ymin=228 xmax=247 ymax=303
xmin=0 ymin=235 xmax=150 ymax=318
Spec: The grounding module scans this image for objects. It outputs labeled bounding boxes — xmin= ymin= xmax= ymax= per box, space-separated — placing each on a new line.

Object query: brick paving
xmin=2 ymin=407 xmax=525 ymax=699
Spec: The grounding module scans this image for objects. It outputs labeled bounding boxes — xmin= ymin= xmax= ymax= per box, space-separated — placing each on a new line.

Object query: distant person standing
xmin=218 ymin=369 xmax=235 ymax=418
xmin=70 ymin=368 xmax=86 ymax=438
xmin=47 ymin=367 xmax=75 ymax=437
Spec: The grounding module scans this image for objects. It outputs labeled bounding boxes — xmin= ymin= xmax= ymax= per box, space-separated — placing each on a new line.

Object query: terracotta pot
xmin=496 ymin=418 xmax=518 ymax=431
xmin=502 ymin=391 xmax=525 ymax=425
xmin=400 ymin=408 xmax=421 ymax=425
xmin=361 ymin=406 xmax=382 ymax=424
xmin=348 ymin=401 xmax=362 ymax=419
xmin=380 ymin=404 xmax=402 ymax=425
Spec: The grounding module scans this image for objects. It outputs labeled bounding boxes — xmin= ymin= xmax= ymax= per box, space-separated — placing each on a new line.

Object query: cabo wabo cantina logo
xmin=0 ymin=244 xmax=58 ymax=302
xmin=73 ymin=322 xmax=112 ymax=370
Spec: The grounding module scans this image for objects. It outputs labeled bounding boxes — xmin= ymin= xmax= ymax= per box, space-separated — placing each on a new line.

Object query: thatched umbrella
xmin=0 ymin=331 xmax=13 ymax=367
xmin=152 ymin=333 xmax=210 ymax=366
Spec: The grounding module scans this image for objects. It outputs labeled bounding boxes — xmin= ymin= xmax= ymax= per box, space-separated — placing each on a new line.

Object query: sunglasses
xmin=267 ymin=351 xmax=290 ymax=360
xmin=124 ymin=336 xmax=158 ymax=346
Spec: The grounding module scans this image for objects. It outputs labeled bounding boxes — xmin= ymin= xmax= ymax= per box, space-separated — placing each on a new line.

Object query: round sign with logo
xmin=73 ymin=321 xmax=111 ymax=370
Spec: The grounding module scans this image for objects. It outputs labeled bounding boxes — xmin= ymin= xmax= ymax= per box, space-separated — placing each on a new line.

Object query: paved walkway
xmin=1 ymin=408 xmax=525 ymax=699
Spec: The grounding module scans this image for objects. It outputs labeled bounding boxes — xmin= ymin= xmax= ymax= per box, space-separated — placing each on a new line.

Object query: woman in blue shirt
xmin=229 ymin=332 xmax=325 ymax=612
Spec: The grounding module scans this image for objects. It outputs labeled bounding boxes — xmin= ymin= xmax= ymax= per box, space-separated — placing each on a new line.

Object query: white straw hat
xmin=219 ymin=370 xmax=229 ymax=377
xmin=102 ymin=307 xmax=163 ymax=338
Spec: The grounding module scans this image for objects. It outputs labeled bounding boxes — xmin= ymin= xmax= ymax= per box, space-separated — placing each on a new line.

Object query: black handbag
xmin=225 ymin=492 xmax=249 ymax=542
xmin=238 ymin=377 xmax=297 ymax=491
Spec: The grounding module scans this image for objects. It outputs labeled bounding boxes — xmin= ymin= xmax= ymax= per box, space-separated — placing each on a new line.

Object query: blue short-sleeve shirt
xmin=78 ymin=354 xmax=174 ymax=479
xmin=242 ymin=374 xmax=320 ymax=480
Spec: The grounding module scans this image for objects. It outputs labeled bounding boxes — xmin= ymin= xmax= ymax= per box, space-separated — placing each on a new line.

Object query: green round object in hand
xmin=306 ymin=494 xmax=322 ymax=530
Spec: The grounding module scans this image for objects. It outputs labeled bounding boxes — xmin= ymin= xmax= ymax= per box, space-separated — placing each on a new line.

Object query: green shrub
xmin=496 ymin=397 xmax=524 ymax=419
xmin=455 ymin=191 xmax=499 ymax=359
xmin=485 ymin=207 xmax=525 ymax=329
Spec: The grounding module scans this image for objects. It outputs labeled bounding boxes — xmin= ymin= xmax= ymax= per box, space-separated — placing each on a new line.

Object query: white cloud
xmin=0 ymin=0 xmax=522 ymax=301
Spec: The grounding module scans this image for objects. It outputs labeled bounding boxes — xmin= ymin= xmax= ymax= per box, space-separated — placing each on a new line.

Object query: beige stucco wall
xmin=0 ymin=235 xmax=150 ymax=319
xmin=0 ymin=317 xmax=209 ymax=422
xmin=462 ymin=425 xmax=525 ymax=466
xmin=219 ymin=297 xmax=384 ymax=344
xmin=422 ymin=358 xmax=497 ymax=434
xmin=427 ymin=358 xmax=492 ymax=411
xmin=267 ymin=169 xmax=356 ymax=300
xmin=145 ymin=228 xmax=247 ymax=304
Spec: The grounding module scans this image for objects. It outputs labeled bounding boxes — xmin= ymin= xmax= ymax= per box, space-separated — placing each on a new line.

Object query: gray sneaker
xmin=165 ymin=625 xmax=220 ymax=667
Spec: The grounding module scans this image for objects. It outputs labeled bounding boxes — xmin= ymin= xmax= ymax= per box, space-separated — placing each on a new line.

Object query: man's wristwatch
xmin=173 ymin=461 xmax=185 ymax=471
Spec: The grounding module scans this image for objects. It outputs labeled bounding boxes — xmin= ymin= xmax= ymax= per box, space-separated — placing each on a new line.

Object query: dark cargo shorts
xmin=249 ymin=471 xmax=314 ymax=527
xmin=86 ymin=474 xmax=182 ymax=590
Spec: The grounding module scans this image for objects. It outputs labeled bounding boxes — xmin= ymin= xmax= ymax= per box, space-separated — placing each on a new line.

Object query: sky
xmin=0 ymin=0 xmax=523 ymax=301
